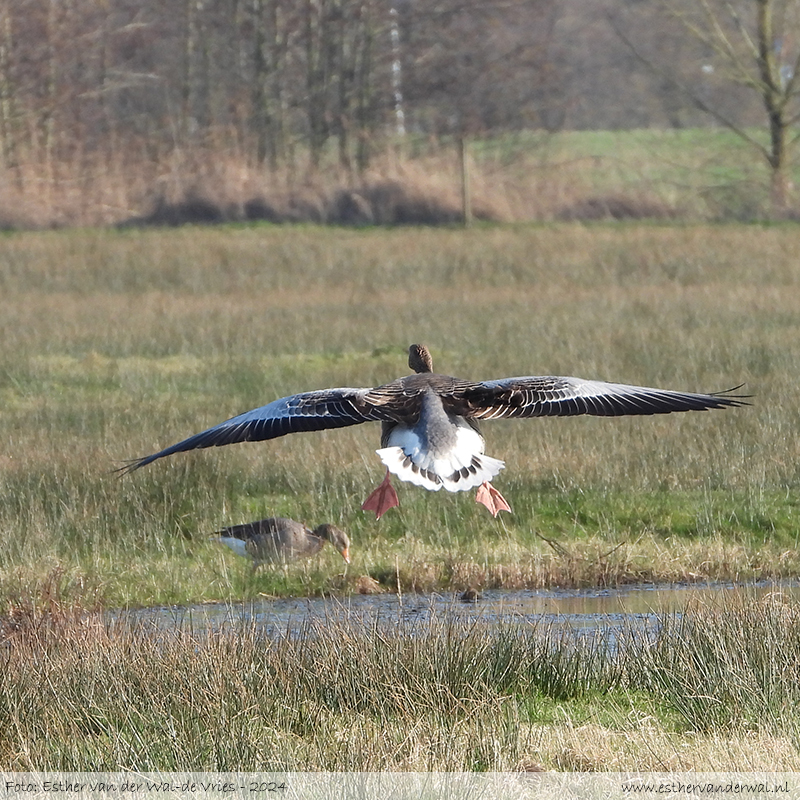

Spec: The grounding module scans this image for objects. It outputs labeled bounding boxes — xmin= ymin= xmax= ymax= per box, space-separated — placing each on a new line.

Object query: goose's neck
xmin=314 ymin=524 xmax=331 ymax=541
xmin=419 ymin=389 xmax=458 ymax=448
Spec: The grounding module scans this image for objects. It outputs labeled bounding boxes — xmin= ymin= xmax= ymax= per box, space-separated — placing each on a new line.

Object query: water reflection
xmin=108 ymin=580 xmax=799 ymax=641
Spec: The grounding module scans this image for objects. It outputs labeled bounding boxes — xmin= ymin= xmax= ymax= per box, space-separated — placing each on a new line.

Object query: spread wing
xmin=119 ymin=386 xmax=394 ymax=474
xmin=460 ymin=377 xmax=749 ymax=420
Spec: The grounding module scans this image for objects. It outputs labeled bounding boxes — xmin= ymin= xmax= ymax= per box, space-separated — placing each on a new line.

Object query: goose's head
xmin=408 ymin=343 xmax=433 ymax=374
xmin=314 ymin=523 xmax=351 ymax=564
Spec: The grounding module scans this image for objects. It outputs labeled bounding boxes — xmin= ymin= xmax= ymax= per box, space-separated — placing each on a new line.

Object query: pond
xmin=108 ymin=579 xmax=799 ymax=641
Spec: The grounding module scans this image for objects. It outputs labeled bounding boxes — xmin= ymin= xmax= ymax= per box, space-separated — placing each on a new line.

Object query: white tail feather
xmin=377 ymin=446 xmax=505 ymax=493
xmin=212 ymin=536 xmax=250 ymax=559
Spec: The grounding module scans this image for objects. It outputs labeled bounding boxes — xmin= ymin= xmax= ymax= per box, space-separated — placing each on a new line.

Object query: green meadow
xmin=468 ymin=126 xmax=776 ymax=220
xmin=1 ymin=222 xmax=799 ymax=606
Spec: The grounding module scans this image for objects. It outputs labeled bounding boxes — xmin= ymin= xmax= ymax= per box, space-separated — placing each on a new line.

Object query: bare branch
xmin=607 ymin=11 xmax=769 ymax=162
xmin=723 ymin=0 xmax=759 ymax=57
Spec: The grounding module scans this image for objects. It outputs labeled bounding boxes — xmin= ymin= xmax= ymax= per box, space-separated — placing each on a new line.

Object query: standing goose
xmin=212 ymin=517 xmax=351 ymax=570
xmin=121 ymin=344 xmax=746 ymax=518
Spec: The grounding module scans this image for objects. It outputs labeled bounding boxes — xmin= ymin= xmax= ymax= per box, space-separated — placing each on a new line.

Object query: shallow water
xmin=109 ymin=580 xmax=800 ymax=640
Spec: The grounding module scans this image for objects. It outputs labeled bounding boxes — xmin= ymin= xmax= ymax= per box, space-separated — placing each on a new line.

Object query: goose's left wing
xmin=461 ymin=376 xmax=749 ymax=420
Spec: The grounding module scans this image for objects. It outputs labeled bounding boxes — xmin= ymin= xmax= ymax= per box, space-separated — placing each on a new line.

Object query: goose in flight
xmin=212 ymin=517 xmax=350 ymax=570
xmin=121 ymin=344 xmax=746 ymax=518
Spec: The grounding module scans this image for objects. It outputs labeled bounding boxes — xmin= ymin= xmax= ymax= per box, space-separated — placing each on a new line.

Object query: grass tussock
xmin=0 ymin=566 xmax=103 ymax=646
xmin=635 ymin=591 xmax=800 ymax=734
xmin=0 ymin=608 xmax=608 ymax=770
xmin=3 ymin=593 xmax=800 ymax=771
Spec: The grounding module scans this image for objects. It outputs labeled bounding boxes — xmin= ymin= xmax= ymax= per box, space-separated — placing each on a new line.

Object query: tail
xmin=377 ymin=446 xmax=505 ymax=493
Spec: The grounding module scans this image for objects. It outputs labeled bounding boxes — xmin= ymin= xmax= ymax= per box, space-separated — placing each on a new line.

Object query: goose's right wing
xmin=119 ymin=387 xmax=389 ymax=474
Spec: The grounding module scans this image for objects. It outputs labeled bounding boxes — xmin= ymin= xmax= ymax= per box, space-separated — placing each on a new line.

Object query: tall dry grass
xmin=3 ymin=587 xmax=800 ymax=771
xmin=0 ymin=128 xmax=789 ymax=229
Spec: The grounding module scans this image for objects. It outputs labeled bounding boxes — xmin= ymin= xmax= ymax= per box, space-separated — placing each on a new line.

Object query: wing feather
xmin=462 ymin=377 xmax=748 ymax=419
xmin=119 ymin=387 xmax=385 ymax=473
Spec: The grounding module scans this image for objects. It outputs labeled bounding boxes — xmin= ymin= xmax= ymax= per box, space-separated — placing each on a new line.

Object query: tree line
xmin=0 ymin=0 xmax=798 ymax=216
xmin=0 ymin=0 xmax=563 ymax=174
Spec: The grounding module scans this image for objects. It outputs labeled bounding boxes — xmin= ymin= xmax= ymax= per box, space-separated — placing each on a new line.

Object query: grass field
xmin=1 ymin=221 xmax=799 ymax=607
xmin=469 ymin=127 xmax=778 ymax=221
xmin=2 ymin=220 xmax=800 ymax=771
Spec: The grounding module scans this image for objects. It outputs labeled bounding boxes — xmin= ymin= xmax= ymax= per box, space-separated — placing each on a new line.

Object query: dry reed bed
xmin=2 ymin=585 xmax=800 ymax=771
xmin=0 ymin=130 xmax=773 ymax=229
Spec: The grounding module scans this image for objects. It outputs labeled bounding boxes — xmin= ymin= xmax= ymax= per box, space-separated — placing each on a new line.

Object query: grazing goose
xmin=212 ymin=517 xmax=350 ymax=570
xmin=121 ymin=344 xmax=746 ymax=518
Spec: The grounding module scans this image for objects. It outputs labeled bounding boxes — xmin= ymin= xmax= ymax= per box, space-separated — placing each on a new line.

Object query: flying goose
xmin=121 ymin=344 xmax=746 ymax=518
xmin=212 ymin=517 xmax=350 ymax=570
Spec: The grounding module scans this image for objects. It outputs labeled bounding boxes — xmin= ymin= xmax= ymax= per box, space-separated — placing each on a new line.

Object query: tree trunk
xmin=768 ymin=120 xmax=790 ymax=213
xmin=0 ymin=0 xmax=17 ymax=170
xmin=355 ymin=5 xmax=375 ymax=173
xmin=183 ymin=0 xmax=209 ymax=143
xmin=305 ymin=0 xmax=331 ymax=170
xmin=459 ymin=135 xmax=472 ymax=227
xmin=755 ymin=0 xmax=787 ymax=214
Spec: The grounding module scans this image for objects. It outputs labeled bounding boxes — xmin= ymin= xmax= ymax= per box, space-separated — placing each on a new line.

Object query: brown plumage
xmin=123 ymin=344 xmax=747 ymax=519
xmin=212 ymin=517 xmax=350 ymax=569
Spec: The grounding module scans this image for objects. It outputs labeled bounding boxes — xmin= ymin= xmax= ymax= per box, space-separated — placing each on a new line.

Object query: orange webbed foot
xmin=475 ymin=482 xmax=512 ymax=517
xmin=361 ymin=470 xmax=400 ymax=520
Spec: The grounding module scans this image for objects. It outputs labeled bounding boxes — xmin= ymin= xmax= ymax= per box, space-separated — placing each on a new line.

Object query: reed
xmin=2 ymin=588 xmax=799 ymax=771
xmin=0 ymin=129 xmax=779 ymax=228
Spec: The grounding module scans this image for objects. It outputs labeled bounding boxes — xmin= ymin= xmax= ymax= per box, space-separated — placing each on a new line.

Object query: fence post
xmin=459 ymin=135 xmax=472 ymax=227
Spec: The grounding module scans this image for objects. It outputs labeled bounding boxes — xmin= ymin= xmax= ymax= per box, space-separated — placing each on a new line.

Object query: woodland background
xmin=0 ymin=0 xmax=797 ymax=226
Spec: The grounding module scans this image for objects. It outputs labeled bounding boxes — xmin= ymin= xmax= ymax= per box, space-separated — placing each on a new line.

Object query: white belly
xmin=213 ymin=536 xmax=251 ymax=559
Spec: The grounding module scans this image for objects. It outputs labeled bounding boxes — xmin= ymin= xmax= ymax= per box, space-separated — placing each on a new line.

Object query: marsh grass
xmin=1 ymin=223 xmax=799 ymax=606
xmin=634 ymin=591 xmax=800 ymax=735
xmin=1 ymin=128 xmax=794 ymax=229
xmin=2 ymin=221 xmax=799 ymax=773
xmin=3 ymin=589 xmax=800 ymax=771
xmin=0 ymin=591 xmax=613 ymax=770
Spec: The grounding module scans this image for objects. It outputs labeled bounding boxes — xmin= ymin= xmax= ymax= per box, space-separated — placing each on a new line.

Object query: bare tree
xmin=400 ymin=0 xmax=564 ymax=137
xmin=0 ymin=0 xmax=17 ymax=169
xmin=183 ymin=0 xmax=211 ymax=142
xmin=297 ymin=0 xmax=388 ymax=172
xmin=250 ymin=0 xmax=295 ymax=168
xmin=613 ymin=0 xmax=800 ymax=214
